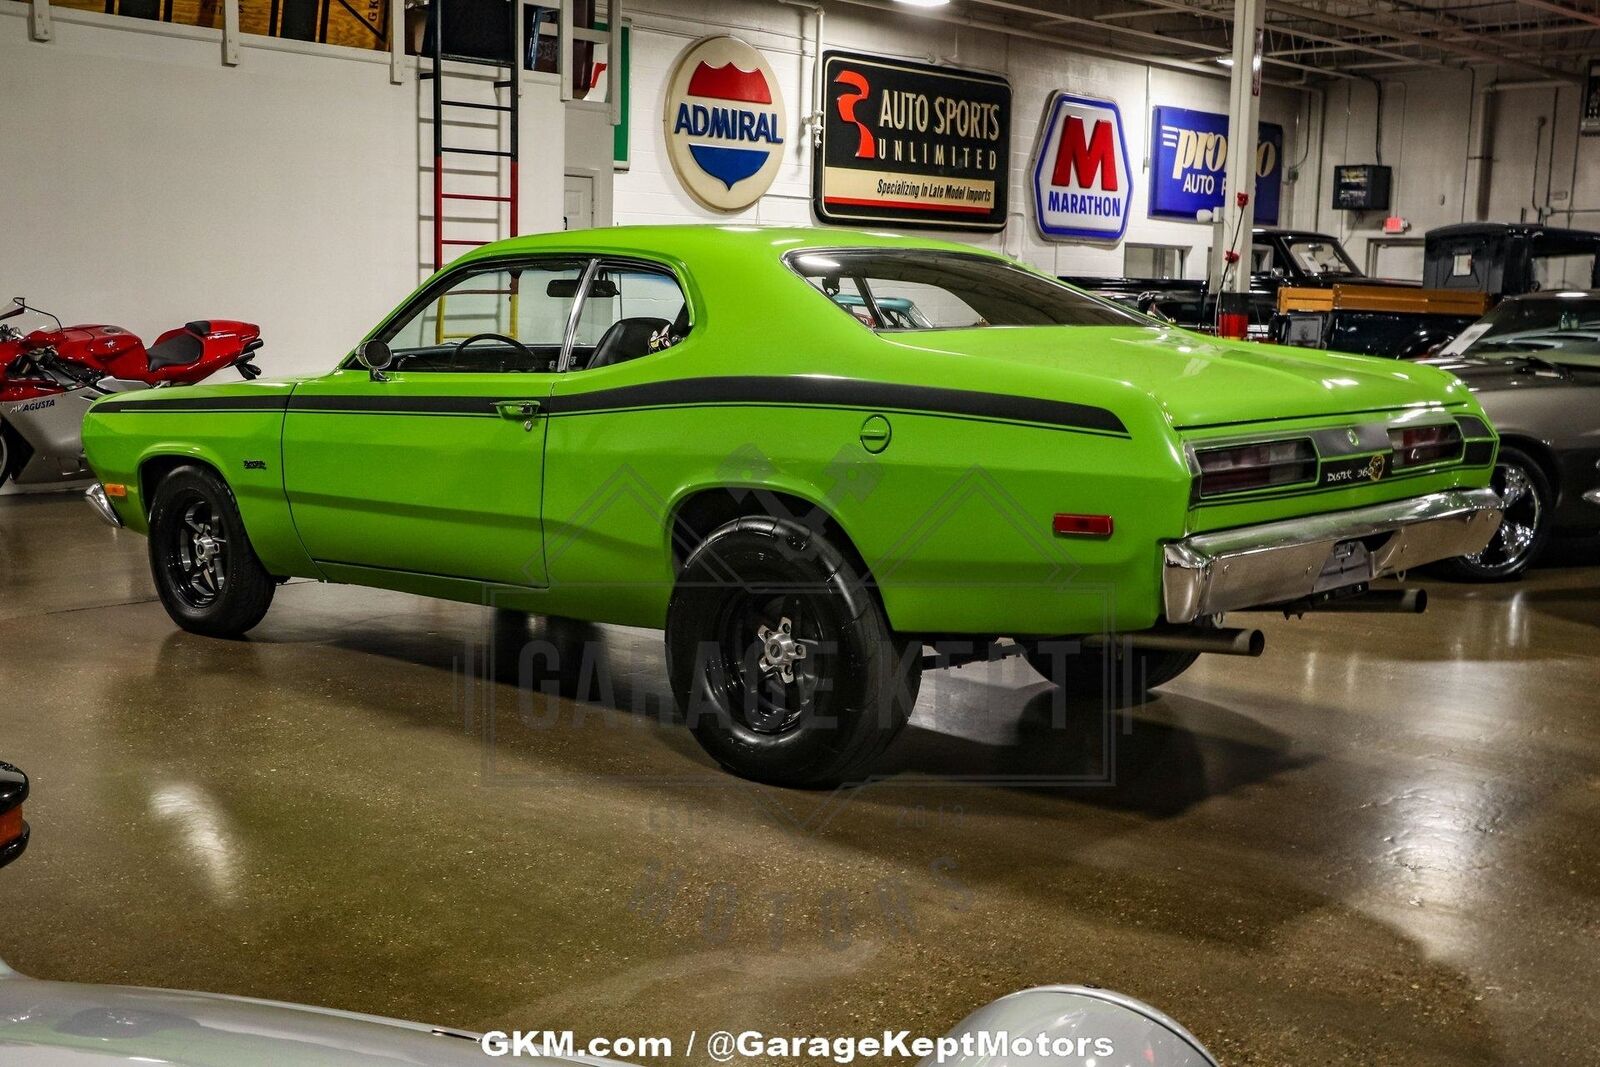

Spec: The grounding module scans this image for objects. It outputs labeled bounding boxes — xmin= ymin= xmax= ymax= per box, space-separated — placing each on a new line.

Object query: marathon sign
xmin=1030 ymin=92 xmax=1133 ymax=242
xmin=1150 ymin=105 xmax=1284 ymax=225
xmin=813 ymin=51 xmax=1010 ymax=232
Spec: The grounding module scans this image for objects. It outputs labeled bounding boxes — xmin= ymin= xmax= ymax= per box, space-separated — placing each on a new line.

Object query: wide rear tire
xmin=148 ymin=465 xmax=275 ymax=638
xmin=666 ymin=517 xmax=921 ymax=788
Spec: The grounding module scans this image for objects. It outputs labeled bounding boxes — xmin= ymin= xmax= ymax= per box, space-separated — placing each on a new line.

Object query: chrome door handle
xmin=495 ymin=400 xmax=541 ymax=420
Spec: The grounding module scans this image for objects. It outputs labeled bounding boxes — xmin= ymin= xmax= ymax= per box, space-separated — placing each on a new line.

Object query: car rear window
xmin=787 ymin=250 xmax=1145 ymax=330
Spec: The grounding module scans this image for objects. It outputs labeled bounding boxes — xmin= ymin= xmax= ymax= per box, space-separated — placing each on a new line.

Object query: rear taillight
xmin=1194 ymin=438 xmax=1317 ymax=497
xmin=1388 ymin=424 xmax=1462 ymax=468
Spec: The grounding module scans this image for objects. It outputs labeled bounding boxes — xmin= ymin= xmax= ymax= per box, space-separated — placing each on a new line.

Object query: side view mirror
xmin=354 ymin=338 xmax=392 ymax=380
xmin=0 ymin=761 xmax=29 ymax=870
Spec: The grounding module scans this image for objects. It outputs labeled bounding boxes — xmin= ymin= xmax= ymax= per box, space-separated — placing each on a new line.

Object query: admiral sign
xmin=1031 ymin=92 xmax=1133 ymax=243
xmin=1150 ymin=106 xmax=1284 ymax=225
xmin=814 ymin=51 xmax=1010 ymax=232
xmin=662 ymin=36 xmax=787 ymax=212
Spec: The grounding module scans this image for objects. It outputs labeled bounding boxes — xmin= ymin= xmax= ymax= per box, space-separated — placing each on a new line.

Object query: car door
xmin=282 ymin=257 xmax=591 ymax=588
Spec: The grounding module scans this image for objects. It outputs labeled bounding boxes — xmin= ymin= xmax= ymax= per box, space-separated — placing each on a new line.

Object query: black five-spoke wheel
xmin=667 ymin=516 xmax=921 ymax=788
xmin=148 ymin=465 xmax=276 ymax=637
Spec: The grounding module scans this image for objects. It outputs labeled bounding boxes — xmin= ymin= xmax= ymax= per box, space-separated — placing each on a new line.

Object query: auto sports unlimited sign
xmin=1150 ymin=105 xmax=1284 ymax=225
xmin=662 ymin=36 xmax=787 ymax=212
xmin=814 ymin=51 xmax=1010 ymax=232
xmin=1031 ymin=92 xmax=1133 ymax=242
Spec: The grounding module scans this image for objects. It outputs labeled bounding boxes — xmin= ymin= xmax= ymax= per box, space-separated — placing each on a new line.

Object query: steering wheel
xmin=454 ymin=332 xmax=536 ymax=368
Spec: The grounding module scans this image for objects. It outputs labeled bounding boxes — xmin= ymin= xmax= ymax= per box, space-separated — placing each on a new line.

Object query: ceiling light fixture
xmin=892 ymin=0 xmax=952 ymax=8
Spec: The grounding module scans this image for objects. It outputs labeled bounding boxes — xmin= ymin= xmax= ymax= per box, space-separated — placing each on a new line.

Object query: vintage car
xmin=1063 ymin=227 xmax=1399 ymax=341
xmin=81 ymin=226 xmax=1504 ymax=786
xmin=1424 ymin=289 xmax=1600 ymax=579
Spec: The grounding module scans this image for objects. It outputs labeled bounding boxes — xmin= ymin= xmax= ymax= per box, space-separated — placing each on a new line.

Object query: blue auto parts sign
xmin=1150 ymin=105 xmax=1283 ymax=224
xmin=814 ymin=51 xmax=1010 ymax=232
xmin=663 ymin=36 xmax=787 ymax=212
xmin=1031 ymin=92 xmax=1133 ymax=242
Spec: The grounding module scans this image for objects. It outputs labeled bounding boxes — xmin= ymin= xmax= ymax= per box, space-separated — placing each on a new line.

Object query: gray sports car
xmin=1426 ymin=290 xmax=1600 ymax=578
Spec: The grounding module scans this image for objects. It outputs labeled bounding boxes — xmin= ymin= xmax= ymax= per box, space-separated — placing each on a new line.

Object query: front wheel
xmin=148 ymin=465 xmax=276 ymax=637
xmin=1441 ymin=446 xmax=1552 ymax=581
xmin=0 ymin=422 xmax=26 ymax=489
xmin=666 ymin=517 xmax=921 ymax=788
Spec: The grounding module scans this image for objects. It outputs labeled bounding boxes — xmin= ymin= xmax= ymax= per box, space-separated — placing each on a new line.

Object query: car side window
xmin=566 ymin=262 xmax=691 ymax=372
xmin=381 ymin=260 xmax=587 ymax=373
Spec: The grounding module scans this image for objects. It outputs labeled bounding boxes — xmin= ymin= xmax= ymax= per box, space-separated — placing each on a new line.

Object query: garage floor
xmin=1 ymin=490 xmax=1597 ymax=1065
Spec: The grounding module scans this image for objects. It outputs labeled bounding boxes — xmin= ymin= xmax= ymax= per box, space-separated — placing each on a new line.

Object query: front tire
xmin=148 ymin=465 xmax=275 ymax=637
xmin=666 ymin=517 xmax=921 ymax=788
xmin=1441 ymin=445 xmax=1552 ymax=581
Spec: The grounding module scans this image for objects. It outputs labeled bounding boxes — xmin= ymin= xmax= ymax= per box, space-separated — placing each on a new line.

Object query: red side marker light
xmin=0 ymin=806 xmax=21 ymax=848
xmin=1053 ymin=513 xmax=1113 ymax=537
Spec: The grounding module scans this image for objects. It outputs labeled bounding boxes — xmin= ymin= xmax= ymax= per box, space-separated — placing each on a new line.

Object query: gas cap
xmin=859 ymin=414 xmax=891 ymax=454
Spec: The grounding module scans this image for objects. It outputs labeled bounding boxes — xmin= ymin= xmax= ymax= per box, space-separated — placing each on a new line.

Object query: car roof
xmin=455 ymin=224 xmax=1005 ymax=269
xmin=1497 ymin=289 xmax=1600 ymax=303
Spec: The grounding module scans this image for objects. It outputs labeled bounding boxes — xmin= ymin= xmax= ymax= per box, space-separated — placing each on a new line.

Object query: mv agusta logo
xmin=663 ymin=35 xmax=787 ymax=211
xmin=15 ymin=398 xmax=56 ymax=413
xmin=1031 ymin=91 xmax=1133 ymax=242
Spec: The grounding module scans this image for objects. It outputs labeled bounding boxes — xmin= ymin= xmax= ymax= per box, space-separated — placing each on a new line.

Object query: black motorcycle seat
xmin=146 ymin=331 xmax=204 ymax=372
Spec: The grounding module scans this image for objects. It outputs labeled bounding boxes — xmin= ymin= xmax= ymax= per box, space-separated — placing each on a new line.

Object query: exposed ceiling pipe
xmin=958 ymin=0 xmax=1343 ymax=77
xmin=1269 ymin=0 xmax=1582 ymax=83
xmin=825 ymin=0 xmax=1320 ymax=86
xmin=1111 ymin=0 xmax=1424 ymax=68
xmin=1515 ymin=0 xmax=1600 ymax=30
xmin=1464 ymin=78 xmax=1571 ymax=222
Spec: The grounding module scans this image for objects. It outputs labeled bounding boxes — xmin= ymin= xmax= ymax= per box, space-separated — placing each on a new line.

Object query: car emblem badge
xmin=1345 ymin=428 xmax=1360 ymax=447
xmin=1365 ymin=454 xmax=1386 ymax=481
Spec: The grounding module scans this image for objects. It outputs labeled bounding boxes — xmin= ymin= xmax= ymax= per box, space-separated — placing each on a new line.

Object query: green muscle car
xmin=81 ymin=226 xmax=1504 ymax=786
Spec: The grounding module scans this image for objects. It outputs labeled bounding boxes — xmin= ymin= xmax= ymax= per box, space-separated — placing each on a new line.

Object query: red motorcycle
xmin=0 ymin=298 xmax=262 ymax=489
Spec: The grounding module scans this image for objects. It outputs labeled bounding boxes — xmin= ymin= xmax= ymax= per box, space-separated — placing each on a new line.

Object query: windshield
xmin=1444 ymin=293 xmax=1600 ymax=367
xmin=1284 ymin=237 xmax=1361 ymax=277
xmin=788 ymin=250 xmax=1147 ymax=330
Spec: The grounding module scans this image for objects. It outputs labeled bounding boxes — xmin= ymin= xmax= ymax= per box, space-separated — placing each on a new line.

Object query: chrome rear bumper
xmin=85 ymin=484 xmax=123 ymax=529
xmin=1163 ymin=488 xmax=1502 ymax=623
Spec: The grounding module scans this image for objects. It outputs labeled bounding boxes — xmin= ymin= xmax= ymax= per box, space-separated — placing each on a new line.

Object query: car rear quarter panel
xmin=539 ymin=351 xmax=1190 ymax=637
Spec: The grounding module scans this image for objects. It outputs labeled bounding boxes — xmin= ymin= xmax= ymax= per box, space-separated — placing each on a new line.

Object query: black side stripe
xmin=94 ymin=395 xmax=291 ymax=414
xmin=289 ymin=394 xmax=497 ymax=416
xmin=540 ymin=376 xmax=1128 ymax=436
xmin=96 ymin=377 xmax=1128 ymax=436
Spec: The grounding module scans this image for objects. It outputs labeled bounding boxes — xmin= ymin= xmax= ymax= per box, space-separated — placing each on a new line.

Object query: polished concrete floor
xmin=1 ymin=490 xmax=1597 ymax=1065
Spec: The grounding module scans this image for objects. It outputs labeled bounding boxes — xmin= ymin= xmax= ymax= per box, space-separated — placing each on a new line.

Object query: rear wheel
xmin=1441 ymin=446 xmax=1552 ymax=581
xmin=148 ymin=465 xmax=275 ymax=637
xmin=666 ymin=517 xmax=921 ymax=788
